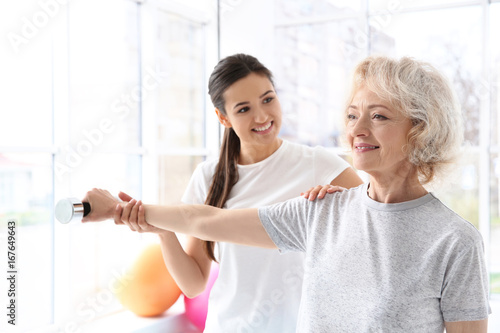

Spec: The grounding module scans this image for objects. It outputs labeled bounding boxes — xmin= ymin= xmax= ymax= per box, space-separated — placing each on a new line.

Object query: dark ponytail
xmin=204 ymin=54 xmax=273 ymax=262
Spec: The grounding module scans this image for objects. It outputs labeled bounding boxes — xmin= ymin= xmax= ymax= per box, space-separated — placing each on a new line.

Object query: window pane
xmin=155 ymin=12 xmax=206 ymax=150
xmin=369 ymin=0 xmax=477 ymax=12
xmin=0 ymin=2 xmax=53 ymax=147
xmin=68 ymin=153 xmax=142 ymax=197
xmin=369 ymin=6 xmax=483 ymax=146
xmin=275 ymin=0 xmax=362 ymax=20
xmin=275 ymin=19 xmax=366 ymax=147
xmin=491 ymin=2 xmax=500 ymax=294
xmin=492 ymin=153 xmax=500 ymax=294
xmin=159 ymin=155 xmax=205 ymax=204
xmin=68 ymin=0 xmax=140 ymax=151
xmin=59 ymin=153 xmax=143 ymax=317
xmin=432 ymin=150 xmax=480 ymax=229
xmin=492 ymin=3 xmax=500 ymax=148
xmin=0 ymin=153 xmax=53 ymax=329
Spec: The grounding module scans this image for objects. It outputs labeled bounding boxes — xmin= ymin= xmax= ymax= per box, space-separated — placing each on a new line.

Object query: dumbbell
xmin=55 ymin=198 xmax=91 ymax=224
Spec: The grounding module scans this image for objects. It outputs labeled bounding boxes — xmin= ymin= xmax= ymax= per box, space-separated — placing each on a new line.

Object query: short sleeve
xmin=258 ymin=196 xmax=315 ymax=253
xmin=313 ymin=146 xmax=350 ymax=184
xmin=440 ymin=239 xmax=491 ymax=322
xmin=181 ymin=162 xmax=214 ymax=205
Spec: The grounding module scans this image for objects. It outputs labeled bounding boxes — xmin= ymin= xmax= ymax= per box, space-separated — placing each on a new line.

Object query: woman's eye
xmin=373 ymin=114 xmax=388 ymax=120
xmin=237 ymin=107 xmax=250 ymax=113
xmin=263 ymin=97 xmax=273 ymax=104
xmin=347 ymin=114 xmax=356 ymax=120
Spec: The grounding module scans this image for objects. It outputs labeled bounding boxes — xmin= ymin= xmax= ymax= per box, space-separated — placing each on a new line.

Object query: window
xmin=275 ymin=0 xmax=366 ymax=148
xmin=1 ymin=0 xmax=56 ymax=329
xmin=0 ymin=0 xmax=218 ymax=331
xmin=274 ymin=0 xmax=500 ymax=295
xmin=275 ymin=19 xmax=366 ymax=147
xmin=55 ymin=0 xmax=145 ymax=328
xmin=153 ymin=9 xmax=209 ymax=205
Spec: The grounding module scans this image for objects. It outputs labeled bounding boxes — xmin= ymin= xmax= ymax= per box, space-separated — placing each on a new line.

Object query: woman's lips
xmin=354 ymin=143 xmax=379 ymax=152
xmin=253 ymin=121 xmax=273 ymax=134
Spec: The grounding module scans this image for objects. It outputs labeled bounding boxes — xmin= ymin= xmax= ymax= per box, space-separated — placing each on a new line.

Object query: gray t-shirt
xmin=259 ymin=183 xmax=491 ymax=332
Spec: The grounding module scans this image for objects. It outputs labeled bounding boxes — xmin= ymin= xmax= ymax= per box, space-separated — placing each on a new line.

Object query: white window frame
xmin=16 ymin=0 xmax=221 ymax=331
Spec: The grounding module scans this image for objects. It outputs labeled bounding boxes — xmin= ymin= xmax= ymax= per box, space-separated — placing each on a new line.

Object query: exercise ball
xmin=184 ymin=263 xmax=219 ymax=330
xmin=115 ymin=243 xmax=181 ymax=317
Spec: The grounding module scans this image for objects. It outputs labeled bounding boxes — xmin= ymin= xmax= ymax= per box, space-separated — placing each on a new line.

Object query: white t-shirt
xmin=181 ymin=140 xmax=350 ymax=333
xmin=259 ymin=183 xmax=491 ymax=332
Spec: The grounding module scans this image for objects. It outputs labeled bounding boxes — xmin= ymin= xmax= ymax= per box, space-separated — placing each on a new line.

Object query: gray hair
xmin=346 ymin=56 xmax=463 ymax=184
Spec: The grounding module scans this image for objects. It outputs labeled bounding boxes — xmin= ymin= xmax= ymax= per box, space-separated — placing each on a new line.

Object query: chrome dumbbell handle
xmin=55 ymin=198 xmax=91 ymax=224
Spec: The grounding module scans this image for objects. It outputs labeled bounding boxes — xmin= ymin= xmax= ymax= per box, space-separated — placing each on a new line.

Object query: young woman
xmin=87 ymin=55 xmax=490 ymax=332
xmin=85 ymin=54 xmax=362 ymax=332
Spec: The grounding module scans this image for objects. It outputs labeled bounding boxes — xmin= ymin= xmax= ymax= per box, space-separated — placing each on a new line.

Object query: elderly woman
xmin=85 ymin=56 xmax=491 ymax=332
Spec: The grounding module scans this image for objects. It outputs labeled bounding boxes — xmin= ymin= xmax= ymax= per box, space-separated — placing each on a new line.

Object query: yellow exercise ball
xmin=115 ymin=243 xmax=182 ymax=317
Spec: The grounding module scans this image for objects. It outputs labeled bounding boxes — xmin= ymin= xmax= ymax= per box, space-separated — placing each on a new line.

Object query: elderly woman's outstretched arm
xmin=136 ymin=203 xmax=275 ymax=248
xmin=81 ymin=188 xmax=275 ymax=248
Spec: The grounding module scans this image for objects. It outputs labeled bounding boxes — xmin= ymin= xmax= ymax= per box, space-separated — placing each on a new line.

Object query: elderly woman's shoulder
xmin=429 ymin=195 xmax=484 ymax=245
xmin=327 ymin=183 xmax=366 ymax=204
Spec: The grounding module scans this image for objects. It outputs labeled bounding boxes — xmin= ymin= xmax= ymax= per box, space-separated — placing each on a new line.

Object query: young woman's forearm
xmin=143 ymin=204 xmax=276 ymax=248
xmin=157 ymin=232 xmax=211 ymax=298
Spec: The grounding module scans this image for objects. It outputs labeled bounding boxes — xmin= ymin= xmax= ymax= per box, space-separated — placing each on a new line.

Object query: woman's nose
xmin=349 ymin=117 xmax=370 ymax=137
xmin=254 ymin=106 xmax=268 ymax=123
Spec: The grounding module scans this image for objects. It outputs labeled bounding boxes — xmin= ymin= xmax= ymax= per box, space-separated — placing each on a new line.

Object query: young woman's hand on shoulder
xmin=301 ymin=184 xmax=346 ymax=201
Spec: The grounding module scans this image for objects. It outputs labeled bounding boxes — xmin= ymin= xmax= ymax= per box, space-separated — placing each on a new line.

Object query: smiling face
xmin=346 ymin=85 xmax=414 ymax=178
xmin=217 ymin=72 xmax=282 ymax=150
